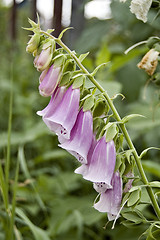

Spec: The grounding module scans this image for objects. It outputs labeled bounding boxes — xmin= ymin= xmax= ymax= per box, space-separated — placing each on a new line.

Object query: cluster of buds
xmin=26 ymin=20 xmax=135 ymax=223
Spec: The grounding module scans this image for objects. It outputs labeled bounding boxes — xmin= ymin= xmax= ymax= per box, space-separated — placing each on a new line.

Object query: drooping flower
xmin=137 ymin=49 xmax=159 ymax=76
xmin=37 ymin=86 xmax=66 ymax=119
xmin=94 ymin=171 xmax=122 ymax=221
xmin=75 ymin=137 xmax=116 ymax=188
xmin=59 ymin=108 xmax=93 ymax=164
xmin=130 ymin=0 xmax=152 ymax=23
xmin=42 ymin=85 xmax=80 ymax=140
xmin=39 ymin=65 xmax=61 ymax=97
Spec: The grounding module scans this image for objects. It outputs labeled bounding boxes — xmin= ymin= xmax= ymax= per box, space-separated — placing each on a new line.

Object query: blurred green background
xmin=0 ymin=0 xmax=160 ymax=239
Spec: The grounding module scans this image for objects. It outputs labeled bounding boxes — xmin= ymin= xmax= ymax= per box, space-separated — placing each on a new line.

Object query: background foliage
xmin=0 ymin=0 xmax=160 ymax=239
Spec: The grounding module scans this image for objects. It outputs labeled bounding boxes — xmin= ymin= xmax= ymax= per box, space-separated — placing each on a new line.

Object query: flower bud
xmin=34 ymin=40 xmax=55 ymax=71
xmin=26 ymin=33 xmax=40 ymax=54
xmin=39 ymin=65 xmax=61 ymax=97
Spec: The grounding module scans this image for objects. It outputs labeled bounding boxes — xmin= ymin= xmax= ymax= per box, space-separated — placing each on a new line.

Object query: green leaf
xmin=149 ymin=181 xmax=160 ymax=188
xmin=121 ymin=114 xmax=145 ymax=124
xmin=140 ymin=147 xmax=160 ymax=159
xmin=83 ymin=95 xmax=95 ymax=111
xmin=125 ymin=150 xmax=134 ymax=163
xmin=72 ymin=75 xmax=85 ymax=89
xmin=16 ymin=208 xmax=51 ymax=240
xmin=93 ymin=99 xmax=106 ymax=118
xmin=58 ymin=27 xmax=73 ymax=40
xmin=91 ymin=63 xmax=109 ymax=77
xmin=59 ymin=72 xmax=71 ymax=86
xmin=105 ymin=123 xmax=117 ymax=142
xmin=122 ymin=211 xmax=145 ymax=224
xmin=127 ymin=188 xmax=141 ymax=207
xmin=79 ymin=52 xmax=90 ymax=62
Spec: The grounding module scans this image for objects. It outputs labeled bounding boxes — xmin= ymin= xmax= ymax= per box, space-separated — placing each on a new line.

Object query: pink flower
xmin=39 ymin=65 xmax=61 ymax=97
xmin=59 ymin=109 xmax=93 ymax=164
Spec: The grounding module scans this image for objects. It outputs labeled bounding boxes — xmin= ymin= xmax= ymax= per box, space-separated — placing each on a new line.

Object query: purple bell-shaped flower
xmin=42 ymin=85 xmax=80 ymax=140
xmin=59 ymin=108 xmax=93 ymax=164
xmin=75 ymin=137 xmax=116 ymax=188
xmin=39 ymin=65 xmax=61 ymax=97
xmin=37 ymin=86 xmax=66 ymax=121
xmin=94 ymin=171 xmax=122 ymax=221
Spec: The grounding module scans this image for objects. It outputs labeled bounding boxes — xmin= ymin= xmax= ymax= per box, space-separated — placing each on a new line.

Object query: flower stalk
xmin=40 ymin=30 xmax=160 ymax=220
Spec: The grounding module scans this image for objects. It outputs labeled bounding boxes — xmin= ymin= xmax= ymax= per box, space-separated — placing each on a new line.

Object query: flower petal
xmin=45 ymin=85 xmax=80 ymax=140
xmin=77 ymin=137 xmax=116 ymax=187
xmin=94 ymin=171 xmax=122 ymax=220
xmin=39 ymin=65 xmax=61 ymax=97
xmin=59 ymin=109 xmax=93 ymax=164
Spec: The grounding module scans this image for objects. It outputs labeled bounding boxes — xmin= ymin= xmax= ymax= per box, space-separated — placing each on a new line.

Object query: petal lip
xmin=76 ymin=137 xmax=116 ymax=187
xmin=59 ymin=108 xmax=93 ymax=164
xmin=93 ymin=171 xmax=122 ymax=220
xmin=44 ymin=86 xmax=80 ymax=140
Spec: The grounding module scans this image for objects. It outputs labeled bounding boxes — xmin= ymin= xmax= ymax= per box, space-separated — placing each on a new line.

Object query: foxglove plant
xmin=25 ymin=18 xmax=160 ymax=239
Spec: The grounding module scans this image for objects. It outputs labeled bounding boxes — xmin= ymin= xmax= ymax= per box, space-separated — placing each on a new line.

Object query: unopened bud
xmin=26 ymin=33 xmax=40 ymax=54
xmin=34 ymin=39 xmax=55 ymax=71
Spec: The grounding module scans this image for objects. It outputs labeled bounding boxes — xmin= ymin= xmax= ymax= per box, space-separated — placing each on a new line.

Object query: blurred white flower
xmin=137 ymin=49 xmax=159 ymax=76
xmin=130 ymin=0 xmax=152 ymax=22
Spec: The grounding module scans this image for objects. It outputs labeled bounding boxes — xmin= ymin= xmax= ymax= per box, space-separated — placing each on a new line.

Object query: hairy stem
xmin=40 ymin=31 xmax=160 ymax=219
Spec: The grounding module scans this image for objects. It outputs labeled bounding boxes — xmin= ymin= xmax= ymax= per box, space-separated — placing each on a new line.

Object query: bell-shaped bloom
xmin=130 ymin=0 xmax=152 ymax=23
xmin=75 ymin=137 xmax=116 ymax=188
xmin=39 ymin=65 xmax=61 ymax=97
xmin=59 ymin=109 xmax=93 ymax=164
xmin=94 ymin=171 xmax=122 ymax=221
xmin=37 ymin=86 xmax=66 ymax=119
xmin=43 ymin=86 xmax=80 ymax=140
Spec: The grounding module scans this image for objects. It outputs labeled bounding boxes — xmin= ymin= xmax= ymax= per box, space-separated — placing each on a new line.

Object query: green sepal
xmin=72 ymin=74 xmax=85 ymax=89
xmin=58 ymin=27 xmax=73 ymax=40
xmin=146 ymin=36 xmax=160 ymax=49
xmin=93 ymin=99 xmax=107 ymax=118
xmin=140 ymin=147 xmax=160 ymax=159
xmin=105 ymin=123 xmax=118 ymax=142
xmin=59 ymin=72 xmax=71 ymax=86
xmin=93 ymin=118 xmax=105 ymax=139
xmin=53 ymin=54 xmax=66 ymax=68
xmin=121 ymin=114 xmax=145 ymax=124
xmin=63 ymin=59 xmax=76 ymax=73
xmin=115 ymin=155 xmax=123 ymax=172
xmin=114 ymin=133 xmax=124 ymax=152
xmin=46 ymin=29 xmax=55 ymax=34
xmin=83 ymin=95 xmax=95 ymax=112
xmin=127 ymin=188 xmax=141 ymax=207
xmin=154 ymin=43 xmax=160 ymax=52
xmin=79 ymin=52 xmax=90 ymax=62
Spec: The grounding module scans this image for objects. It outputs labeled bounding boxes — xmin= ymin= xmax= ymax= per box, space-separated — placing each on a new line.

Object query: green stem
xmin=40 ymin=31 xmax=160 ymax=219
